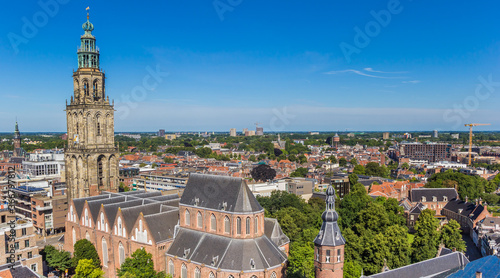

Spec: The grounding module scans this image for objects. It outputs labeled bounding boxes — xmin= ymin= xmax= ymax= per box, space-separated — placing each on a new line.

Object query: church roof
xmin=264 ymin=218 xmax=290 ymax=247
xmin=367 ymin=251 xmax=469 ymax=278
xmin=166 ymin=227 xmax=287 ymax=271
xmin=180 ymin=174 xmax=263 ymax=213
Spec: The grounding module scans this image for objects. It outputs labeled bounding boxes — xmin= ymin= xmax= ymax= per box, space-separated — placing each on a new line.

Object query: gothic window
xmin=237 ymin=217 xmax=241 ymax=235
xmin=181 ymin=264 xmax=187 ymax=278
xmin=93 ymin=80 xmax=99 ymax=100
xmin=119 ymin=242 xmax=125 ymax=265
xmin=210 ymin=214 xmax=216 ymax=231
xmin=337 ymin=249 xmax=341 ymax=262
xmin=168 ymin=260 xmax=174 ymax=276
xmin=271 ymin=272 xmax=277 ymax=278
xmin=254 ymin=217 xmax=258 ymax=234
xmin=83 ymin=81 xmax=89 ymax=96
xmin=326 ymin=250 xmax=331 ymax=263
xmin=209 ymin=272 xmax=215 ymax=278
xmin=118 ymin=217 xmax=123 ymax=236
xmin=85 ymin=208 xmax=89 ymax=226
xmin=194 ymin=267 xmax=200 ymax=278
xmin=185 ymin=209 xmax=190 ymax=226
xmin=197 ymin=212 xmax=202 ymax=228
xmin=72 ymin=228 xmax=76 ymax=245
xmin=85 ymin=232 xmax=90 ymax=241
xmin=102 ymin=238 xmax=108 ymax=267
xmin=246 ymin=217 xmax=250 ymax=235
xmin=97 ymin=155 xmax=104 ymax=188
xmin=97 ymin=122 xmax=101 ymax=136
xmin=101 ymin=212 xmax=105 ymax=231
xmin=224 ymin=216 xmax=230 ymax=234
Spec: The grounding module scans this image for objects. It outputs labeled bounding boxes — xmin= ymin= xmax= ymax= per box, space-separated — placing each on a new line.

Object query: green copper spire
xmin=77 ymin=7 xmax=100 ymax=69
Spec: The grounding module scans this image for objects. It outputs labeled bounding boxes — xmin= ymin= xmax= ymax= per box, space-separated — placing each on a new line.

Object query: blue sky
xmin=1 ymin=0 xmax=500 ymax=132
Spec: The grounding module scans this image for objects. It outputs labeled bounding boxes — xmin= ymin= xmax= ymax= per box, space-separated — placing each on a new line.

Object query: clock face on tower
xmin=65 ymin=11 xmax=119 ymax=200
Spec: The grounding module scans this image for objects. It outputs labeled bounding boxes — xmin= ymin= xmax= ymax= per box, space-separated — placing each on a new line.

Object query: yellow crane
xmin=464 ymin=123 xmax=490 ymax=165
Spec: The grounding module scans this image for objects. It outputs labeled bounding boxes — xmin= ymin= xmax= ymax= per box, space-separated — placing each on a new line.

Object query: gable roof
xmin=264 ymin=218 xmax=290 ymax=247
xmin=367 ymin=252 xmax=469 ymax=278
xmin=443 ymin=199 xmax=485 ymax=220
xmin=410 ymin=188 xmax=458 ymax=203
xmin=180 ymin=173 xmax=263 ymax=213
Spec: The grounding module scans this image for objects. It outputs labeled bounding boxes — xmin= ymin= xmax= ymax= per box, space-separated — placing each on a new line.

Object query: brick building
xmin=399 ymin=142 xmax=452 ymax=163
xmin=166 ymin=174 xmax=289 ymax=278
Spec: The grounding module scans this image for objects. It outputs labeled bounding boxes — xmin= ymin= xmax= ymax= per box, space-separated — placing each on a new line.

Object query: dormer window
xmin=183 ymin=248 xmax=190 ymax=258
xmin=421 ymin=197 xmax=426 ymax=202
xmin=458 ymin=208 xmax=463 ymax=214
xmin=433 ymin=196 xmax=437 ymax=202
xmin=194 ymin=197 xmax=199 ymax=206
xmin=250 ymin=259 xmax=255 ymax=270
xmin=212 ymin=256 xmax=219 ymax=266
xmin=444 ymin=196 xmax=448 ymax=202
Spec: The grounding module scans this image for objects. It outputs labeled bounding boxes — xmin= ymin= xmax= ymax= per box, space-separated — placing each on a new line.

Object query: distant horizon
xmin=1 ymin=130 xmax=499 ymax=134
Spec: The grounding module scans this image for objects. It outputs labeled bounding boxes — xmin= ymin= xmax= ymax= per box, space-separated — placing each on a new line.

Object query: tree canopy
xmin=117 ymin=248 xmax=167 ymax=278
xmin=72 ymin=239 xmax=101 ymax=268
xmin=250 ymin=164 xmax=277 ymax=182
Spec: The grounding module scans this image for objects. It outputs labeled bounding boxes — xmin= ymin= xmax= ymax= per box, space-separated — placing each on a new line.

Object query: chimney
xmin=452 ymin=247 xmax=456 ymax=252
xmin=476 ymin=271 xmax=482 ymax=278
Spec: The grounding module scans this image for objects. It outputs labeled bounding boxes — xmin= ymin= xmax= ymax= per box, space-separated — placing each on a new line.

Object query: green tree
xmin=250 ymin=164 xmax=277 ymax=181
xmin=353 ymin=165 xmax=365 ymax=175
xmin=248 ymin=154 xmax=257 ymax=162
xmin=195 ymin=147 xmax=213 ymax=158
xmin=290 ymin=167 xmax=309 ymax=178
xmin=350 ymin=158 xmax=358 ymax=166
xmin=339 ymin=158 xmax=348 ymax=167
xmin=46 ymin=248 xmax=72 ymax=275
xmin=298 ymin=154 xmax=308 ymax=164
xmin=139 ymin=163 xmax=146 ymax=167
xmin=258 ymin=154 xmax=267 ymax=161
xmin=118 ymin=248 xmax=166 ymax=278
xmin=330 ymin=156 xmax=338 ymax=164
xmin=401 ymin=162 xmax=410 ymax=169
xmin=163 ymin=157 xmax=174 ymax=163
xmin=440 ymin=219 xmax=466 ymax=252
xmin=348 ymin=174 xmax=358 ymax=186
xmin=411 ymin=209 xmax=440 ymax=263
xmin=288 ymin=241 xmax=315 ymax=278
xmin=343 ymin=261 xmax=363 ymax=278
xmin=72 ymin=239 xmax=101 ymax=268
xmin=74 ymin=259 xmax=105 ymax=278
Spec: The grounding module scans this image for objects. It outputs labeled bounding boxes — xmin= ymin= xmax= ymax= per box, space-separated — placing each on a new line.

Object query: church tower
xmin=65 ymin=9 xmax=119 ymax=200
xmin=13 ymin=121 xmax=21 ymax=150
xmin=314 ymin=184 xmax=345 ymax=278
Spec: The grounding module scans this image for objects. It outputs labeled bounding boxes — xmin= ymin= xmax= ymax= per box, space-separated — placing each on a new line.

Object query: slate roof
xmin=166 ymin=227 xmax=287 ymax=271
xmin=264 ymin=218 xmax=290 ymax=247
xmin=410 ymin=188 xmax=458 ymax=203
xmin=73 ymin=194 xmax=116 ymax=218
xmin=443 ymin=199 xmax=485 ymax=220
xmin=409 ymin=203 xmax=426 ymax=214
xmin=447 ymin=255 xmax=500 ymax=278
xmin=367 ymin=252 xmax=469 ymax=278
xmin=103 ymin=199 xmax=145 ymax=228
xmin=180 ymin=174 xmax=263 ymax=213
xmin=121 ymin=203 xmax=164 ymax=234
xmin=144 ymin=210 xmax=179 ymax=243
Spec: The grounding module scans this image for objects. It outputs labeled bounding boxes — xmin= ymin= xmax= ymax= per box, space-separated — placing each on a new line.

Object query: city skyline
xmin=1 ymin=1 xmax=500 ymax=132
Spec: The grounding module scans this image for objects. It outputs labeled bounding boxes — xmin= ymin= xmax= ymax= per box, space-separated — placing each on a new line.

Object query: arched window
xmin=194 ymin=267 xmax=201 ymax=278
xmin=185 ymin=209 xmax=190 ymax=226
xmin=101 ymin=212 xmax=105 ymax=231
xmin=119 ymin=242 xmax=125 ymax=265
xmin=85 ymin=232 xmax=90 ymax=241
xmin=271 ymin=272 xmax=277 ymax=278
xmin=224 ymin=216 xmax=230 ymax=234
xmin=211 ymin=214 xmax=216 ymax=231
xmin=84 ymin=209 xmax=89 ymax=226
xmin=93 ymin=80 xmax=98 ymax=99
xmin=117 ymin=217 xmax=123 ymax=236
xmin=168 ymin=260 xmax=174 ymax=276
xmin=70 ymin=206 xmax=73 ymax=221
xmin=246 ymin=217 xmax=250 ymax=235
xmin=197 ymin=212 xmax=202 ymax=228
xmin=102 ymin=238 xmax=108 ymax=267
xmin=181 ymin=263 xmax=187 ymax=278
xmin=83 ymin=81 xmax=89 ymax=96
xmin=209 ymin=272 xmax=215 ymax=278
xmin=97 ymin=122 xmax=101 ymax=136
xmin=72 ymin=228 xmax=76 ymax=245
xmin=255 ymin=217 xmax=258 ymax=234
xmin=237 ymin=217 xmax=241 ymax=235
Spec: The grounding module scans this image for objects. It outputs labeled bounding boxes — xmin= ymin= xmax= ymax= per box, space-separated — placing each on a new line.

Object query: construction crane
xmin=464 ymin=123 xmax=490 ymax=165
xmin=255 ymin=122 xmax=262 ymax=127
